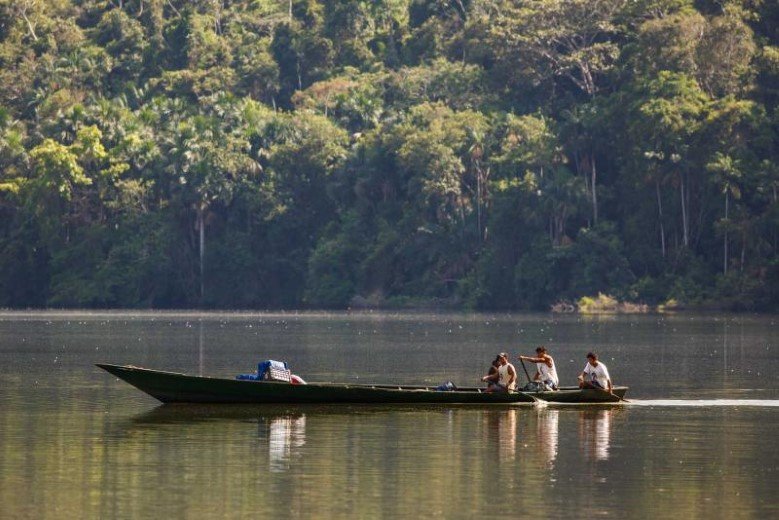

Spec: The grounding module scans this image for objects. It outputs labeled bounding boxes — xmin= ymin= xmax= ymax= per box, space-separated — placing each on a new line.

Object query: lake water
xmin=0 ymin=311 xmax=777 ymax=517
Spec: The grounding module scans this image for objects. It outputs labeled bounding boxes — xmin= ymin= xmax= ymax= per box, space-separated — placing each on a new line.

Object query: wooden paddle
xmin=593 ymin=386 xmax=628 ymax=403
xmin=518 ymin=358 xmax=533 ymax=384
xmin=610 ymin=390 xmax=629 ymax=403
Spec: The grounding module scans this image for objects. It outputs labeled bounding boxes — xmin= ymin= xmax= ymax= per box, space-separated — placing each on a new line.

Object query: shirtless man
xmin=577 ymin=352 xmax=613 ymax=394
xmin=518 ymin=346 xmax=559 ymax=390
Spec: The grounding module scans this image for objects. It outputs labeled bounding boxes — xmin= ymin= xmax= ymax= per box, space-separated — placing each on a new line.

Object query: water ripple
xmin=631 ymin=399 xmax=779 ymax=408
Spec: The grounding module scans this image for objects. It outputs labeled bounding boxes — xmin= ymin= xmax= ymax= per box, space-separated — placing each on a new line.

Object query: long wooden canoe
xmin=96 ymin=364 xmax=537 ymax=404
xmin=529 ymin=386 xmax=629 ymax=403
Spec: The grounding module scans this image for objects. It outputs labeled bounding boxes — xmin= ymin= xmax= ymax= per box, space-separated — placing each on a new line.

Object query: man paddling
xmin=518 ymin=346 xmax=559 ymax=390
xmin=578 ymin=352 xmax=612 ymax=394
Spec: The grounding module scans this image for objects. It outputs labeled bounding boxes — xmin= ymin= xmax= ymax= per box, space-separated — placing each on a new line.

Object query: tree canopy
xmin=0 ymin=0 xmax=777 ymax=310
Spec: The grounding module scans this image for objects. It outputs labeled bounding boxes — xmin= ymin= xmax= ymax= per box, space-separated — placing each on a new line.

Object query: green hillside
xmin=0 ymin=0 xmax=777 ymax=310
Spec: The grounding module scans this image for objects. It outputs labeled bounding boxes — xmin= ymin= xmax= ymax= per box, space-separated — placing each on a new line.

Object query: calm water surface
xmin=0 ymin=311 xmax=777 ymax=518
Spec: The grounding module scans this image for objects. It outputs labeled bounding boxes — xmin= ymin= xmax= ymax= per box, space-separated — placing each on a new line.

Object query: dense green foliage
xmin=0 ymin=0 xmax=777 ymax=310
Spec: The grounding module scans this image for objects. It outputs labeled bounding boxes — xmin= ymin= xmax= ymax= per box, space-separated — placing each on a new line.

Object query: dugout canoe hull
xmin=96 ymin=364 xmax=538 ymax=405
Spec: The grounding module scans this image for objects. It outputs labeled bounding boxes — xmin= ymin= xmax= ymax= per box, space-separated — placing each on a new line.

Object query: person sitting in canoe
xmin=518 ymin=346 xmax=559 ymax=390
xmin=577 ymin=352 xmax=612 ymax=394
xmin=488 ymin=352 xmax=516 ymax=393
xmin=481 ymin=355 xmax=501 ymax=391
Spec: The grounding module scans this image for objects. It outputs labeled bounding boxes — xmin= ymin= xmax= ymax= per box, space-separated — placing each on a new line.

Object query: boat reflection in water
xmin=260 ymin=414 xmax=307 ymax=472
xmin=578 ymin=409 xmax=612 ymax=462
xmin=514 ymin=408 xmax=560 ymax=468
xmin=483 ymin=408 xmax=560 ymax=465
xmin=484 ymin=409 xmax=518 ymax=461
xmin=535 ymin=408 xmax=559 ymax=466
xmin=128 ymin=405 xmax=310 ymax=473
xmin=499 ymin=409 xmax=518 ymax=461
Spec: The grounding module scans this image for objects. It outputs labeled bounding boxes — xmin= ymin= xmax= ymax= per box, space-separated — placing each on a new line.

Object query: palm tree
xmin=707 ymin=153 xmax=742 ymax=274
xmin=466 ymin=126 xmax=490 ymax=243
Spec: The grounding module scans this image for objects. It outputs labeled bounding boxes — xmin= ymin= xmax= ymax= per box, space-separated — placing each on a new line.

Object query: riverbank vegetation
xmin=0 ymin=0 xmax=777 ymax=311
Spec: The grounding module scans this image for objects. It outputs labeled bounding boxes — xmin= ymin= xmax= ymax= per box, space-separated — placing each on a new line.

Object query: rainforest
xmin=0 ymin=0 xmax=777 ymax=310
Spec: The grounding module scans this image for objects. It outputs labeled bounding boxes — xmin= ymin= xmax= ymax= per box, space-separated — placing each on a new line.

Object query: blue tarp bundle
xmin=435 ymin=381 xmax=457 ymax=391
xmin=236 ymin=360 xmax=289 ymax=381
xmin=258 ymin=360 xmax=288 ymax=377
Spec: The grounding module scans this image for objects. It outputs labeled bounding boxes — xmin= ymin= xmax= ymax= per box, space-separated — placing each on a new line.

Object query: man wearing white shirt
xmin=495 ymin=352 xmax=517 ymax=392
xmin=577 ymin=352 xmax=612 ymax=394
xmin=518 ymin=346 xmax=559 ymax=390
